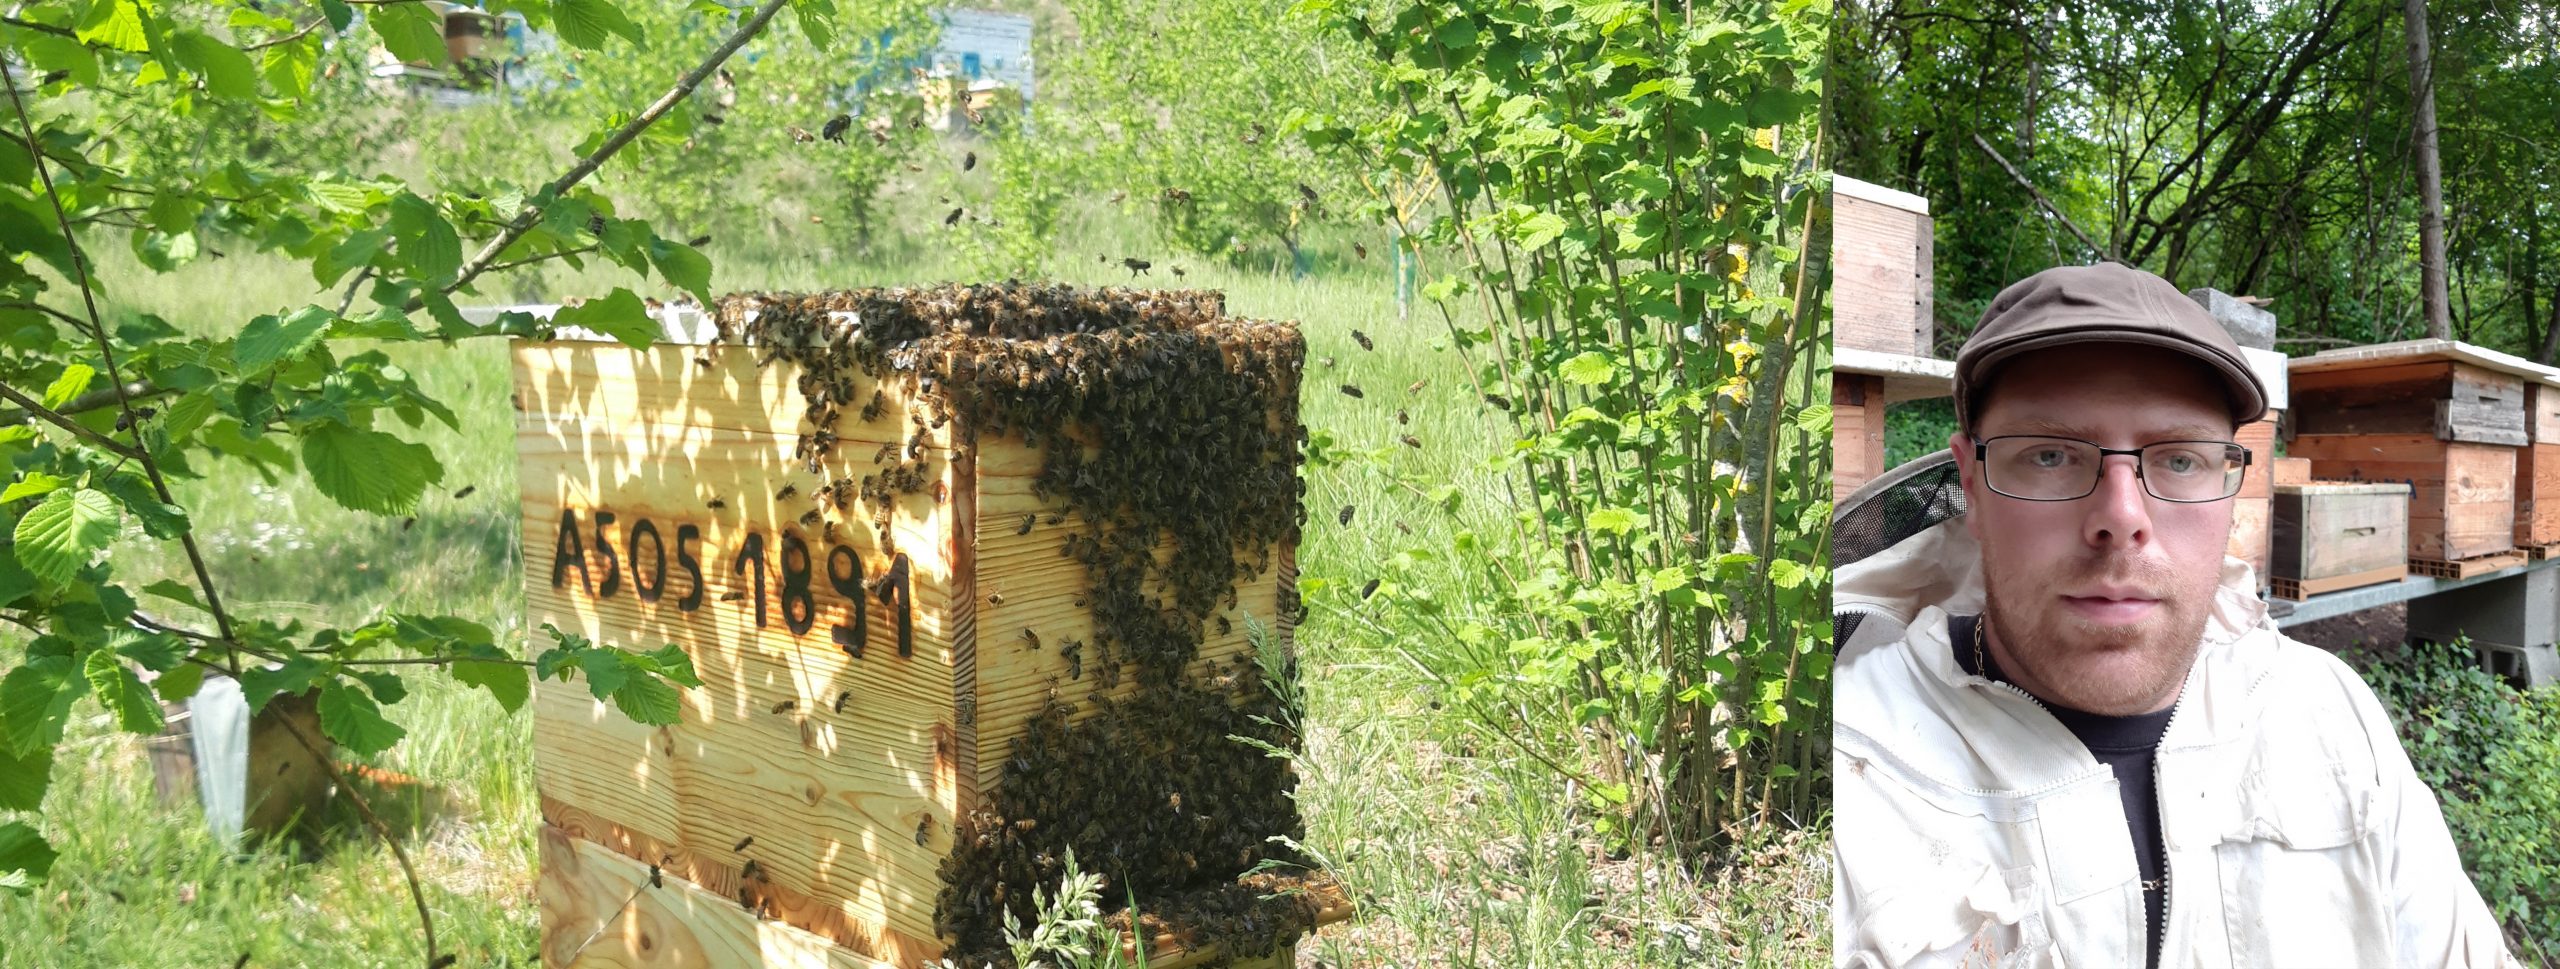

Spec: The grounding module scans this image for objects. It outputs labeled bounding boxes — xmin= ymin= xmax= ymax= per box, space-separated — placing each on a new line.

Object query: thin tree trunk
xmin=2405 ymin=0 xmax=2452 ymax=339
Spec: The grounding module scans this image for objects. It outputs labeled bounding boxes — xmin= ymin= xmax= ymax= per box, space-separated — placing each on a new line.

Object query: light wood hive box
xmin=513 ymin=286 xmax=1344 ymax=968
xmin=1831 ymin=373 xmax=1887 ymax=504
xmin=2227 ymin=408 xmax=2279 ymax=592
xmin=2289 ymin=351 xmax=2527 ymax=562
xmin=2270 ymin=482 xmax=2412 ymax=599
xmin=1832 ymin=176 xmax=1933 ymax=357
xmin=2518 ymin=382 xmax=2560 ymax=548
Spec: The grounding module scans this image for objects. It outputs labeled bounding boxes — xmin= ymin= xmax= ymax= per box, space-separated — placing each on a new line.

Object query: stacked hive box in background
xmin=514 ymin=286 xmax=1343 ymax=968
xmin=2286 ymin=342 xmax=2532 ymax=568
xmin=1830 ymin=175 xmax=1948 ymax=501
xmin=2270 ymin=482 xmax=2413 ymax=600
xmin=2225 ymin=346 xmax=2289 ymax=595
xmin=2519 ymin=381 xmax=2560 ymax=555
xmin=1833 ymin=176 xmax=1933 ymax=359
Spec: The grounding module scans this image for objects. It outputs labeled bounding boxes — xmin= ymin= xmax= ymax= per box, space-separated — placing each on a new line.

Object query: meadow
xmin=0 ymin=199 xmax=1828 ymax=967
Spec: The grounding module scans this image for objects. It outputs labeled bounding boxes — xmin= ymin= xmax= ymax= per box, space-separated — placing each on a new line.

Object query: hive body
xmin=514 ymin=287 xmax=1327 ymax=967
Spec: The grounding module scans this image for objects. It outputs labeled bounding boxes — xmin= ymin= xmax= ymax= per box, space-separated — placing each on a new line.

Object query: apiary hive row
xmin=515 ymin=285 xmax=1342 ymax=968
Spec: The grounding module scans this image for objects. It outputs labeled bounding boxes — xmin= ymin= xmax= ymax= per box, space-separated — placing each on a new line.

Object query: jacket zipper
xmin=2150 ymin=692 xmax=2188 ymax=968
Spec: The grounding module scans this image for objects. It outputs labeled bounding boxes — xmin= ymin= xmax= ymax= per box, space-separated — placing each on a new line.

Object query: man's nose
xmin=2083 ymin=454 xmax=2152 ymax=548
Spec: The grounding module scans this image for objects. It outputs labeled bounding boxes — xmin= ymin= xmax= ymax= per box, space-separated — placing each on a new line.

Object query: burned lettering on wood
xmin=547 ymin=505 xmax=916 ymax=660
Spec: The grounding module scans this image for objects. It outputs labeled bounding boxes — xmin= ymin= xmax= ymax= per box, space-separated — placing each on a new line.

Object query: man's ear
xmin=1951 ymin=429 xmax=1984 ymax=541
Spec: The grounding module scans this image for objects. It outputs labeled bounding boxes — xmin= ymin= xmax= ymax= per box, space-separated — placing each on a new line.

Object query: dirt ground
xmin=2280 ymin=601 xmax=2408 ymax=666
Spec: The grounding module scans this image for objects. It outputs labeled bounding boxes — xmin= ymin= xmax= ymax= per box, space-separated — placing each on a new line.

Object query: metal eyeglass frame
xmin=1971 ymin=434 xmax=2253 ymax=503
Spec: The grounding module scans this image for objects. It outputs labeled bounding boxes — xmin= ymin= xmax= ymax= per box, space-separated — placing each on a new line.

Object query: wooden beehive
xmin=2518 ymin=382 xmax=2560 ymax=549
xmin=2228 ymin=409 xmax=2278 ymax=591
xmin=1833 ymin=176 xmax=1933 ymax=357
xmin=2287 ymin=342 xmax=2538 ymax=562
xmin=513 ymin=287 xmax=1344 ymax=968
xmin=1832 ymin=373 xmax=1885 ymax=504
xmin=2270 ymin=482 xmax=2412 ymax=599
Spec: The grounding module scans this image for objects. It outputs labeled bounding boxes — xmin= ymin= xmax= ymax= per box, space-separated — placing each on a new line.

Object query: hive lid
xmin=2274 ymin=482 xmax=2415 ymax=496
xmin=2287 ymin=338 xmax=2560 ymax=383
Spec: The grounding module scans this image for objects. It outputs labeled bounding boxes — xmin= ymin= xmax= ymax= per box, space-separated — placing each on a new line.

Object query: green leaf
xmin=1769 ymin=558 xmax=1810 ymax=589
xmin=21 ymin=35 xmax=102 ymax=87
xmin=369 ymin=2 xmax=446 ymax=64
xmin=551 ymin=288 xmax=658 ymax=348
xmin=0 ymin=823 xmax=56 ymax=896
xmin=1587 ymin=507 xmax=1640 ymax=535
xmin=1515 ymin=211 xmax=1568 ymax=250
xmin=233 ymin=306 xmax=335 ymax=372
xmin=42 ymin=363 xmax=94 ymax=409
xmin=640 ymin=643 xmax=701 ymax=687
xmin=0 ymin=550 xmax=38 ymax=609
xmin=791 ymin=0 xmax=838 ymax=49
xmin=0 ymin=656 xmax=81 ymax=756
xmin=13 ymin=489 xmax=118 ymax=585
xmin=113 ymin=630 xmax=185 ymax=673
xmin=647 ymin=237 xmax=713 ymax=307
xmin=350 ymin=670 xmax=407 ymax=706
xmin=154 ymin=662 xmax=206 ymax=705
xmin=1559 ymin=351 xmax=1617 ymax=386
xmin=83 ymin=649 xmax=162 ymax=734
xmin=576 ymin=648 xmax=630 ymax=700
xmin=388 ymin=194 xmax=462 ymax=284
xmin=0 ymin=473 xmax=66 ymax=505
xmin=96 ymin=473 xmax=189 ymax=540
xmin=300 ymin=423 xmax=443 ymax=516
xmin=610 ymin=674 xmax=681 ymax=726
xmin=553 ymin=0 xmax=644 ymax=49
xmin=317 ymin=681 xmax=405 ymax=756
xmin=262 ymin=35 xmax=319 ymax=98
xmin=238 ymin=656 xmax=326 ymax=713
xmin=1794 ymin=403 xmax=1832 ymax=436
xmin=141 ymin=579 xmax=204 ymax=611
xmin=172 ymin=30 xmax=257 ymax=99
xmin=0 ymin=744 xmax=51 ymax=811
xmin=452 ymin=651 xmax=530 ymax=714
xmin=76 ymin=0 xmax=149 ymax=51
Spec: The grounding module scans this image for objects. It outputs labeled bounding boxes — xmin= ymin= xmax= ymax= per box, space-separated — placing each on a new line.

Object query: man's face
xmin=1952 ymin=342 xmax=2238 ymax=716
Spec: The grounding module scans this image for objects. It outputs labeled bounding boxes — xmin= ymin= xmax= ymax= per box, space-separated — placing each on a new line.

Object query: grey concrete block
xmin=2406 ymin=566 xmax=2560 ymax=648
xmin=2190 ymin=288 xmax=2277 ymax=350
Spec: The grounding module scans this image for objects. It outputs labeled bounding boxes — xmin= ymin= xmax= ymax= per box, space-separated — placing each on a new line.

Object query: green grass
xmin=0 ymin=208 xmax=1825 ymax=967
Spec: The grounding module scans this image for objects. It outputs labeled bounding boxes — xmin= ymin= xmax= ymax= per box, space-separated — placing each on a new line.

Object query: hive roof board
xmin=1834 ymin=347 xmax=1954 ymax=404
xmin=2288 ymin=338 xmax=2560 ymax=388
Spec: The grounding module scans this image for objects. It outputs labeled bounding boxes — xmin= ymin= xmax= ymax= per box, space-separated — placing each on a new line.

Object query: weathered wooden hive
xmin=513 ymin=285 xmax=1345 ymax=968
xmin=2518 ymin=380 xmax=2560 ymax=553
xmin=2286 ymin=340 xmax=2531 ymax=569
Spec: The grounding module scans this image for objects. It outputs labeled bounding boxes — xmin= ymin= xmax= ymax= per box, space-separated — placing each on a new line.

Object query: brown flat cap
xmin=1954 ymin=262 xmax=2267 ymax=430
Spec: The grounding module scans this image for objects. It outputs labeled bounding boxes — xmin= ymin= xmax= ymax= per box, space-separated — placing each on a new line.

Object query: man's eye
xmin=2028 ymin=448 xmax=2068 ymax=468
xmin=2159 ymin=451 xmax=2202 ymax=473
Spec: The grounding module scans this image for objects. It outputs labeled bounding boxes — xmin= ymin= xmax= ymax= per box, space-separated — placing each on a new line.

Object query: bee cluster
xmin=712 ymin=284 xmax=1317 ymax=967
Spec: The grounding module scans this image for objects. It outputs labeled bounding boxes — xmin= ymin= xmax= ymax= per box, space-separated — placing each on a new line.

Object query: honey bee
xmin=1339 ymin=384 xmax=1363 ymax=399
xmin=1021 ymin=628 xmax=1041 ymax=650
xmin=833 ymin=691 xmax=852 ymax=713
xmin=1484 ymin=393 xmax=1513 ymax=411
xmin=1360 ymin=578 xmax=1380 ymax=600
xmin=945 ymin=207 xmax=964 ymax=227
xmin=1354 ymin=242 xmax=1369 ymax=260
xmin=733 ymin=835 xmax=755 ymax=853
xmin=1122 ymin=257 xmax=1151 ymax=277
xmin=707 ymin=498 xmax=727 ymax=509
xmin=772 ymin=699 xmax=796 ymax=715
xmin=1337 ymin=505 xmax=1355 ymax=526
xmin=1408 ymin=378 xmax=1428 ymax=394
xmin=1017 ymin=514 xmax=1035 ymax=536
xmin=1402 ymin=434 xmax=1424 ymax=448
xmin=721 ymin=591 xmax=746 ymax=602
xmin=776 ymin=484 xmax=798 ymax=501
xmin=1352 ymin=330 xmax=1373 ymax=351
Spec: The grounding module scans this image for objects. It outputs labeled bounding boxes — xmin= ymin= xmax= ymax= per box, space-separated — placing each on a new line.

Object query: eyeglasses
xmin=1972 ymin=435 xmax=2251 ymax=503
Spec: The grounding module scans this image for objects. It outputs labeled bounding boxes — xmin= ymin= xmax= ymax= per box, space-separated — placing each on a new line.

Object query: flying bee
xmin=452 ymin=485 xmax=476 ymax=500
xmin=400 ymin=517 xmax=415 ymax=532
xmin=707 ymin=498 xmax=727 ymax=509
xmin=801 ymin=509 xmax=824 ymax=527
xmin=1484 ymin=393 xmax=1513 ymax=411
xmin=1021 ymin=628 xmax=1040 ymax=650
xmin=1401 ymin=434 xmax=1423 ymax=449
xmin=772 ymin=699 xmax=796 ymax=715
xmin=1337 ymin=505 xmax=1355 ymax=526
xmin=1319 ymin=355 xmax=1335 ymax=368
xmin=1170 ymin=266 xmax=1185 ymax=277
xmin=694 ymin=355 xmax=713 ymax=370
xmin=914 ymin=816 xmax=934 ymax=846
xmin=1339 ymin=384 xmax=1363 ymax=399
xmin=833 ymin=691 xmax=852 ymax=713
xmin=776 ymin=484 xmax=798 ymax=501
xmin=963 ymin=150 xmax=977 ymax=171
xmin=721 ymin=591 xmax=746 ymax=602
xmin=1215 ymin=615 xmax=1232 ymax=635
xmin=1018 ymin=514 xmax=1035 ymax=536
xmin=821 ymin=113 xmax=852 ymax=142
xmin=1352 ymin=329 xmax=1373 ymax=351
xmin=1243 ymin=123 xmax=1265 ymax=145
xmin=1395 ymin=520 xmax=1413 ymax=535
xmin=945 ymin=207 xmax=964 ymax=227
xmin=1408 ymin=378 xmax=1428 ymax=394
xmin=733 ymin=835 xmax=755 ymax=853
xmin=1355 ymin=242 xmax=1369 ymax=260
xmin=1396 ymin=408 xmax=1410 ymax=425
xmin=1360 ymin=578 xmax=1380 ymax=600
xmin=1122 ymin=257 xmax=1152 ymax=277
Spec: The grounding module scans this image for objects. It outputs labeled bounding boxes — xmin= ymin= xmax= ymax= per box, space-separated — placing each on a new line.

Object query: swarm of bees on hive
xmin=713 ymin=284 xmax=1321 ymax=967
